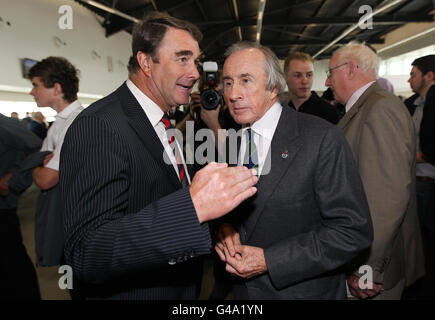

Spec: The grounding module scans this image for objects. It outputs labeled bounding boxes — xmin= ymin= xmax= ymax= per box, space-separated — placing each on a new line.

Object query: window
xmin=379 ymin=44 xmax=435 ymax=76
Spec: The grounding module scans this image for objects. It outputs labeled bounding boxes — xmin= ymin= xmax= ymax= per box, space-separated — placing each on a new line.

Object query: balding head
xmin=333 ymin=42 xmax=379 ymax=77
xmin=325 ymin=42 xmax=378 ymax=105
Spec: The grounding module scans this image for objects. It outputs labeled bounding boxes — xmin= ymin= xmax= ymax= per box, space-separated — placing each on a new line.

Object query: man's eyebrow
xmin=175 ymin=50 xmax=193 ymax=57
xmin=223 ymin=73 xmax=253 ymax=80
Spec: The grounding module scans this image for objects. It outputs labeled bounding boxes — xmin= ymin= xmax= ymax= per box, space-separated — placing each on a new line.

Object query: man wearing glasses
xmin=325 ymin=42 xmax=424 ymax=300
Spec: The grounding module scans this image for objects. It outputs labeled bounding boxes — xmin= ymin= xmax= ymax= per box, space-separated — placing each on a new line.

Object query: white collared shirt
xmin=126 ymin=79 xmax=191 ymax=184
xmin=238 ymin=101 xmax=282 ymax=176
xmin=41 ymin=100 xmax=83 ymax=170
xmin=345 ymin=81 xmax=376 ymax=113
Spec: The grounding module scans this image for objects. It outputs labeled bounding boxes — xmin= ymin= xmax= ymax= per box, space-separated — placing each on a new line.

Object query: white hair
xmin=333 ymin=41 xmax=380 ymax=76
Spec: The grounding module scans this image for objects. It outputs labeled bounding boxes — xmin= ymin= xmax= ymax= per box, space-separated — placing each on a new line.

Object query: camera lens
xmin=200 ymin=89 xmax=221 ymax=110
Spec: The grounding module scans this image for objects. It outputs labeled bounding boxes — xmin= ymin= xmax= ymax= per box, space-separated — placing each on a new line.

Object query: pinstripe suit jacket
xmin=59 ymin=82 xmax=211 ymax=299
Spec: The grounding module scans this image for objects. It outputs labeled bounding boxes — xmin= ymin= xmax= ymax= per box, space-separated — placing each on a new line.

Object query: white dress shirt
xmin=238 ymin=101 xmax=282 ymax=176
xmin=41 ymin=100 xmax=83 ymax=171
xmin=126 ymin=79 xmax=191 ymax=183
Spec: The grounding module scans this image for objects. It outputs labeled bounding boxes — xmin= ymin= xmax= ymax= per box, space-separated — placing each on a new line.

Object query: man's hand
xmin=215 ymin=223 xmax=242 ymax=261
xmin=32 ymin=166 xmax=59 ymax=190
xmin=0 ymin=173 xmax=12 ymax=196
xmin=347 ymin=274 xmax=383 ymax=299
xmin=223 ymin=244 xmax=267 ymax=279
xmin=190 ymin=162 xmax=257 ymax=223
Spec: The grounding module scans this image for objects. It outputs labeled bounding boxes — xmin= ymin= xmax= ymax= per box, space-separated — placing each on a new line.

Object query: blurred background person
xmin=27 ymin=111 xmax=48 ymax=140
xmin=284 ymin=52 xmax=339 ymax=124
xmin=0 ymin=113 xmax=42 ymax=300
xmin=404 ymin=54 xmax=435 ymax=299
xmin=177 ymin=66 xmax=241 ymax=173
xmin=10 ymin=112 xmax=19 ymax=121
xmin=27 ymin=56 xmax=83 ymax=269
xmin=176 ymin=65 xmax=241 ymax=300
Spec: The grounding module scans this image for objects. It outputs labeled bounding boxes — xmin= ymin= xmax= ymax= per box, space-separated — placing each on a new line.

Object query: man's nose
xmin=189 ymin=62 xmax=200 ymax=80
xmin=228 ymin=83 xmax=242 ymax=101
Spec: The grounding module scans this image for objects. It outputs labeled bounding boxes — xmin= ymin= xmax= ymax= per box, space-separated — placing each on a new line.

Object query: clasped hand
xmin=214 ymin=223 xmax=267 ymax=279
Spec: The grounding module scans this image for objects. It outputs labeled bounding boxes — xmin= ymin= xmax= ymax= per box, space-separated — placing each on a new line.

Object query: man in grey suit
xmin=325 ymin=42 xmax=425 ymax=299
xmin=60 ymin=12 xmax=257 ymax=299
xmin=214 ymin=42 xmax=373 ymax=300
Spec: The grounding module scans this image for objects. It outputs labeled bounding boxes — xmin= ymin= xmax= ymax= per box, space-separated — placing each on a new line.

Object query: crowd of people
xmin=10 ymin=111 xmax=49 ymax=140
xmin=0 ymin=11 xmax=434 ymax=300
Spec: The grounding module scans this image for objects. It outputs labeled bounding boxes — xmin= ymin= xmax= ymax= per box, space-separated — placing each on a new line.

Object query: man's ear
xmin=347 ymin=61 xmax=358 ymax=80
xmin=53 ymin=82 xmax=63 ymax=97
xmin=137 ymin=51 xmax=152 ymax=76
xmin=269 ymin=87 xmax=279 ymax=101
xmin=424 ymin=70 xmax=434 ymax=82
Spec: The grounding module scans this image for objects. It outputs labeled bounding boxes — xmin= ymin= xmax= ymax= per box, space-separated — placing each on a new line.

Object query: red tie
xmin=161 ymin=112 xmax=187 ymax=185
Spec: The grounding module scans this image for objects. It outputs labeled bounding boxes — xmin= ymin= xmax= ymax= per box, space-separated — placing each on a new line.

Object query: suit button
xmin=189 ymin=250 xmax=195 ymax=258
xmin=168 ymin=258 xmax=176 ymax=265
xmin=177 ymin=256 xmax=184 ymax=263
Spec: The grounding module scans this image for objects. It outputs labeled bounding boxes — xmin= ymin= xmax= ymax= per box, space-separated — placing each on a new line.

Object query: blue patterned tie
xmin=244 ymin=128 xmax=259 ymax=171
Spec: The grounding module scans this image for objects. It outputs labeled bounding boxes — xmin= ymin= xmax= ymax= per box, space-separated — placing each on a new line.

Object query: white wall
xmin=0 ymin=0 xmax=132 ymax=108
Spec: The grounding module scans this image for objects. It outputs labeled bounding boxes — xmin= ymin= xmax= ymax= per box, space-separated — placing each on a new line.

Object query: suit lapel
xmin=118 ymin=82 xmax=181 ymax=189
xmin=338 ymin=82 xmax=378 ymax=130
xmin=242 ymin=106 xmax=303 ymax=242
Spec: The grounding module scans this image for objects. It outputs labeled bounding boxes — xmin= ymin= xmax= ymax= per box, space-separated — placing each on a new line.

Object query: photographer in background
xmin=168 ymin=106 xmax=185 ymax=126
xmin=176 ymin=62 xmax=240 ymax=300
xmin=177 ymin=61 xmax=240 ymax=173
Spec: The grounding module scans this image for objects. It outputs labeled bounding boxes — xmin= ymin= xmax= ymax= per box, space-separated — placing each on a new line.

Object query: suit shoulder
xmin=290 ymin=109 xmax=344 ymax=146
xmin=295 ymin=109 xmax=336 ymax=133
xmin=365 ymin=87 xmax=408 ymax=115
xmin=77 ymin=89 xmax=122 ymax=121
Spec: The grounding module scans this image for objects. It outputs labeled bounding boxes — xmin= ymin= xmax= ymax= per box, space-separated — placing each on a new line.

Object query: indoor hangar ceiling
xmin=75 ymin=0 xmax=435 ymax=65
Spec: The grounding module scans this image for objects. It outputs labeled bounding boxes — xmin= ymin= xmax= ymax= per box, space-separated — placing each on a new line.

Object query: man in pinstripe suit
xmin=59 ymin=12 xmax=258 ymax=299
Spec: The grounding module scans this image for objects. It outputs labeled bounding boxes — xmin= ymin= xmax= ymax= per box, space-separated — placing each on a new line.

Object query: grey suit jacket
xmin=338 ymin=82 xmax=425 ymax=289
xmin=227 ymin=105 xmax=373 ymax=299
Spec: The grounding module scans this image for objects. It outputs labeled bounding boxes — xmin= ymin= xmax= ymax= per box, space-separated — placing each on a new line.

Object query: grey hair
xmin=224 ymin=41 xmax=287 ymax=94
xmin=333 ymin=41 xmax=380 ymax=76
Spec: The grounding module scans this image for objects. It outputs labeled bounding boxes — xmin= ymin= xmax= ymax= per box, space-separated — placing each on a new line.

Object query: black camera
xmin=200 ymin=61 xmax=221 ymax=110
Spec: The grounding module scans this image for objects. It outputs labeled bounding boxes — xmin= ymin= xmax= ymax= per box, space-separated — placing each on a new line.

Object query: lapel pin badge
xmin=281 ymin=150 xmax=288 ymax=159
